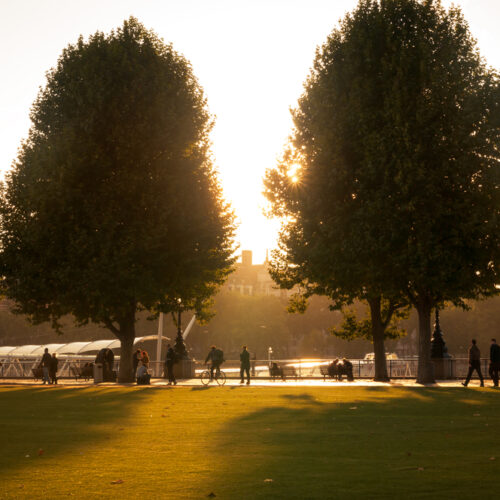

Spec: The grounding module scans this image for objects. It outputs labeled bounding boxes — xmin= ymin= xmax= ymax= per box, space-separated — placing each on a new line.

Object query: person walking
xmin=40 ymin=348 xmax=52 ymax=385
xmin=489 ymin=338 xmax=500 ymax=387
xmin=462 ymin=339 xmax=484 ymax=387
xmin=49 ymin=353 xmax=59 ymax=385
xmin=165 ymin=344 xmax=177 ymax=386
xmin=240 ymin=345 xmax=251 ymax=385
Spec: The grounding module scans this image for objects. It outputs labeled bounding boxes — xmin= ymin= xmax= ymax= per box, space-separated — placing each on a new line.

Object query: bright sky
xmin=1 ymin=0 xmax=499 ymax=264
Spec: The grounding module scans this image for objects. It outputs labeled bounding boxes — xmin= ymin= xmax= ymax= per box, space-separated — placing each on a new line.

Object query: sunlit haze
xmin=1 ymin=0 xmax=499 ymax=264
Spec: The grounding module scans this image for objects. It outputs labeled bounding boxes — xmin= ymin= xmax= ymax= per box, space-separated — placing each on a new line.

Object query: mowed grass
xmin=0 ymin=385 xmax=499 ymax=499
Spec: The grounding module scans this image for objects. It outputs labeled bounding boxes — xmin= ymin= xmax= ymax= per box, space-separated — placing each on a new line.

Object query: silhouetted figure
xmin=327 ymin=358 xmax=354 ymax=381
xmin=165 ymin=344 xmax=177 ymax=385
xmin=205 ymin=345 xmax=224 ymax=380
xmin=489 ymin=338 xmax=500 ymax=387
xmin=49 ymin=353 xmax=58 ymax=385
xmin=240 ymin=345 xmax=251 ymax=385
xmin=328 ymin=359 xmax=341 ymax=380
xmin=40 ymin=348 xmax=52 ymax=385
xmin=342 ymin=358 xmax=354 ymax=381
xmin=95 ymin=348 xmax=116 ymax=382
xmin=463 ymin=339 xmax=484 ymax=387
xmin=106 ymin=349 xmax=116 ymax=381
xmin=133 ymin=349 xmax=142 ymax=375
xmin=269 ymin=362 xmax=284 ymax=381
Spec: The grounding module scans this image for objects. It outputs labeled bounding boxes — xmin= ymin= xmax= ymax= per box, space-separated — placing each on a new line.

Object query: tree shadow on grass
xmin=0 ymin=387 xmax=150 ymax=476
xmin=204 ymin=388 xmax=500 ymax=500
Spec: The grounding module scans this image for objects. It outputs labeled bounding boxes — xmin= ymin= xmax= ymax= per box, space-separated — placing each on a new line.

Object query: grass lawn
xmin=0 ymin=385 xmax=499 ymax=499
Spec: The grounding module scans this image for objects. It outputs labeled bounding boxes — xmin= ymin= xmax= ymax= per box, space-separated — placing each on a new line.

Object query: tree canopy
xmin=0 ymin=18 xmax=235 ymax=381
xmin=265 ymin=0 xmax=500 ymax=383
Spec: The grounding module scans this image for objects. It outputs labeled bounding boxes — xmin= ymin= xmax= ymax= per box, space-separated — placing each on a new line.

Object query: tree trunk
xmin=118 ymin=332 xmax=135 ymax=383
xmin=116 ymin=304 xmax=137 ymax=383
xmin=368 ymin=297 xmax=390 ymax=382
xmin=416 ymin=296 xmax=435 ymax=384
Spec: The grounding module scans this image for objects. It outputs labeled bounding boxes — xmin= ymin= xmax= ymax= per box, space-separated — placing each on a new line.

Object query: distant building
xmin=225 ymin=250 xmax=288 ymax=297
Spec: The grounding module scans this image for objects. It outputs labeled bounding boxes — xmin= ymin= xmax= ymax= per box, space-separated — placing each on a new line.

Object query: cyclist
xmin=205 ymin=345 xmax=224 ymax=380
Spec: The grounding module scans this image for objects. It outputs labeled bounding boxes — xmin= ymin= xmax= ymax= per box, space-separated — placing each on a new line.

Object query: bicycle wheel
xmin=216 ymin=371 xmax=226 ymax=386
xmin=200 ymin=370 xmax=211 ymax=386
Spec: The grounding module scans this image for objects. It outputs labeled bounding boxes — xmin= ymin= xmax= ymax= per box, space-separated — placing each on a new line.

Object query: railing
xmin=0 ymin=356 xmax=492 ymax=380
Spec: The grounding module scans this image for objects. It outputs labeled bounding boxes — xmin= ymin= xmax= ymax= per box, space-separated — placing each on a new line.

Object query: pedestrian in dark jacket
xmin=462 ymin=339 xmax=484 ymax=387
xmin=165 ymin=344 xmax=177 ymax=385
xmin=205 ymin=345 xmax=224 ymax=380
xmin=40 ymin=348 xmax=52 ymax=385
xmin=240 ymin=345 xmax=251 ymax=385
xmin=489 ymin=338 xmax=500 ymax=387
xmin=49 ymin=353 xmax=58 ymax=385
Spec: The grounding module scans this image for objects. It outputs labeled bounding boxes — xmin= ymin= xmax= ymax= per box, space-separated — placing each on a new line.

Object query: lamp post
xmin=174 ymin=298 xmax=189 ymax=360
xmin=430 ymin=308 xmax=450 ymax=359
xmin=430 ymin=307 xmax=452 ymax=379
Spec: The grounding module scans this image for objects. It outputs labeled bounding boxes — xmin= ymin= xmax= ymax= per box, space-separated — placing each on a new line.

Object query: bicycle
xmin=200 ymin=365 xmax=226 ymax=386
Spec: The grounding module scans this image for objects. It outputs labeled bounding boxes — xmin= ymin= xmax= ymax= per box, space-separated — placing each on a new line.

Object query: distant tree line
xmin=3 ymin=291 xmax=499 ymax=361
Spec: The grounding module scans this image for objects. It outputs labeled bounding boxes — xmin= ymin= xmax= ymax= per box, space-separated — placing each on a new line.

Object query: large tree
xmin=0 ymin=18 xmax=235 ymax=382
xmin=265 ymin=0 xmax=500 ymax=383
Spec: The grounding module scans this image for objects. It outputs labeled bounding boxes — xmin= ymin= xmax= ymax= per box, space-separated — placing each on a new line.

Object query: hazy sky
xmin=1 ymin=0 xmax=499 ymax=264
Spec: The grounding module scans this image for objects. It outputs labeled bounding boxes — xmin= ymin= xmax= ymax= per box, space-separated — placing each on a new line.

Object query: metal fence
xmin=0 ymin=356 xmax=492 ymax=380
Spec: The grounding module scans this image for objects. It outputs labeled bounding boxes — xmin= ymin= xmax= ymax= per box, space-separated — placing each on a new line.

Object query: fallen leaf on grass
xmin=473 ymin=413 xmax=480 ymax=417
xmin=349 ymin=406 xmax=358 ymax=410
xmin=417 ymin=467 xmax=424 ymax=472
xmin=25 ymin=455 xmax=30 ymax=458
xmin=489 ymin=457 xmax=496 ymax=461
xmin=161 ymin=414 xmax=166 ymax=418
xmin=38 ymin=449 xmax=44 ymax=456
xmin=264 ymin=479 xmax=273 ymax=483
xmin=110 ymin=479 xmax=124 ymax=485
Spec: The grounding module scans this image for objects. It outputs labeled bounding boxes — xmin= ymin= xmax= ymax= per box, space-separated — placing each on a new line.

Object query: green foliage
xmin=332 ymin=303 xmax=409 ymax=342
xmin=0 ymin=18 xmax=235 ymax=342
xmin=265 ymin=0 xmax=500 ymax=381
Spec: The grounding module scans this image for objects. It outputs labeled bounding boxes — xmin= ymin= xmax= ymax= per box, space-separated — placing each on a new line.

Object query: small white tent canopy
xmin=1 ymin=345 xmax=40 ymax=357
xmin=78 ymin=339 xmax=120 ymax=353
xmin=31 ymin=344 xmax=67 ymax=356
xmin=0 ymin=335 xmax=169 ymax=358
xmin=0 ymin=346 xmax=17 ymax=356
xmin=56 ymin=342 xmax=94 ymax=355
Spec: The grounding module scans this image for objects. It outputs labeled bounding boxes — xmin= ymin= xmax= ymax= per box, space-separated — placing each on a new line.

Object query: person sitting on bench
xmin=136 ymin=363 xmax=151 ymax=385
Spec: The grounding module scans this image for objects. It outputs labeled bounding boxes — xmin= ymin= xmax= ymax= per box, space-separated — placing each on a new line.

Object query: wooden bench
xmin=320 ymin=365 xmax=329 ymax=381
xmin=69 ymin=363 xmax=93 ymax=381
xmin=269 ymin=363 xmax=298 ymax=381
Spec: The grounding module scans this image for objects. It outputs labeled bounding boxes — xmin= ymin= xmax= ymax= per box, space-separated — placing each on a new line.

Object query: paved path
xmin=0 ymin=377 xmax=493 ymax=388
